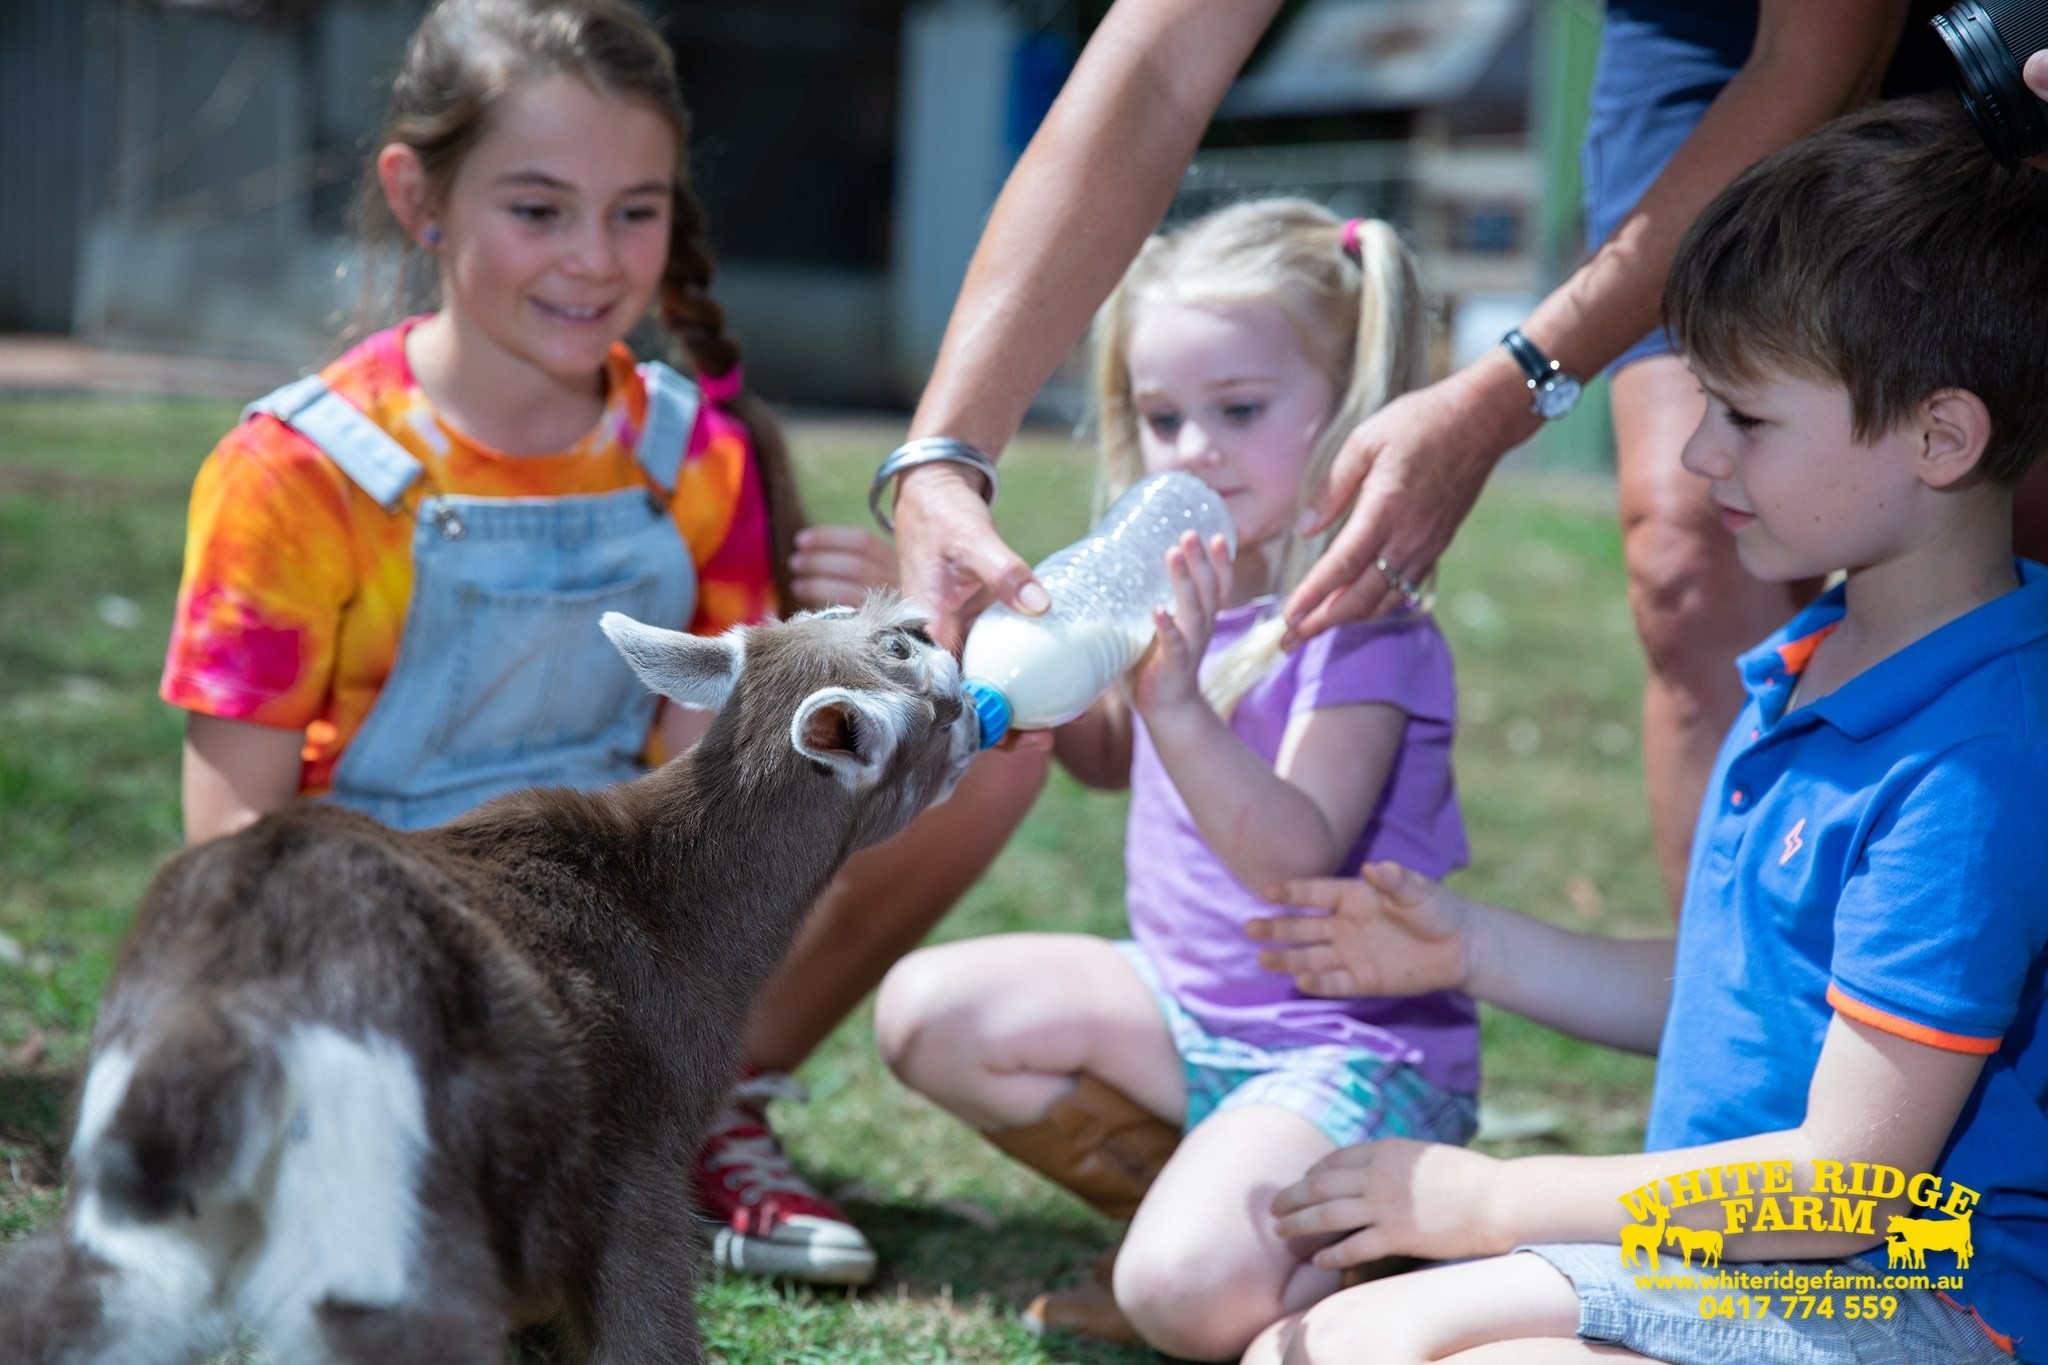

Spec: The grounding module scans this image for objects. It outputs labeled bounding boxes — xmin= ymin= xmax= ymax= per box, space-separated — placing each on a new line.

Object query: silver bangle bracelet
xmin=868 ymin=437 xmax=1000 ymax=535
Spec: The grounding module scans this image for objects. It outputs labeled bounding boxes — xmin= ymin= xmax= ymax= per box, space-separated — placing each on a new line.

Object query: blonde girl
xmin=161 ymin=0 xmax=1044 ymax=1289
xmin=875 ymin=199 xmax=1481 ymax=1357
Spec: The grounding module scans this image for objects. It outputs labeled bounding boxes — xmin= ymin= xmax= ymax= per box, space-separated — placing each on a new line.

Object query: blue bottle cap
xmin=962 ymin=678 xmax=1011 ymax=750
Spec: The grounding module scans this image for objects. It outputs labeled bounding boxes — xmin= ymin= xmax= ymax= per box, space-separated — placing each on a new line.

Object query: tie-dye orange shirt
xmin=161 ymin=317 xmax=775 ymax=794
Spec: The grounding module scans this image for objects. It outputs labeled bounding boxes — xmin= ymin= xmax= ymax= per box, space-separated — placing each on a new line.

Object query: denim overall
xmin=242 ymin=361 xmax=706 ymax=830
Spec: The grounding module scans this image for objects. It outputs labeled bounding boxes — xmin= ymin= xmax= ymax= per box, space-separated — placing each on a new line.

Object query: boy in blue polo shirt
xmin=1236 ymin=96 xmax=2048 ymax=1365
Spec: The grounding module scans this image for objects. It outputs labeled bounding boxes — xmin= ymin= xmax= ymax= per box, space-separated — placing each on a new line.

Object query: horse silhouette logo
xmin=1665 ymin=1225 xmax=1723 ymax=1269
xmin=1887 ymin=1211 xmax=1972 ymax=1270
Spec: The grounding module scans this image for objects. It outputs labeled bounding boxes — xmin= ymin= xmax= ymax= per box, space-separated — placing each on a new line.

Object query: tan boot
xmin=984 ymin=1074 xmax=1179 ymax=1343
xmin=981 ymin=1073 xmax=1178 ymax=1221
xmin=1021 ymin=1244 xmax=1141 ymax=1343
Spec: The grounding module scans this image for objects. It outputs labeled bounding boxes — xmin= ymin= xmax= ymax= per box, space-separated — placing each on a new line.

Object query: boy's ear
xmin=376 ymin=143 xmax=433 ymax=246
xmin=1916 ymin=388 xmax=1995 ymax=490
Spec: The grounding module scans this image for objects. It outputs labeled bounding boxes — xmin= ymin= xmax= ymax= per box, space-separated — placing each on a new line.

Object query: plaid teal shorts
xmin=1114 ymin=939 xmax=1478 ymax=1149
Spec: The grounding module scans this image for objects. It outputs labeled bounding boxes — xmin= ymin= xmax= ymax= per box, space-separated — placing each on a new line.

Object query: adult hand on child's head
xmin=1280 ymin=362 xmax=1537 ymax=650
xmin=790 ymin=526 xmax=900 ymax=608
xmin=1249 ymin=863 xmax=1475 ymax=998
xmin=1271 ymin=1139 xmax=1506 ymax=1267
xmin=890 ymin=463 xmax=1048 ymax=652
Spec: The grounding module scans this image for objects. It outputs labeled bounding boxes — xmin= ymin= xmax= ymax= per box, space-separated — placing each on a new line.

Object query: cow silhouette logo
xmin=1888 ymin=1211 xmax=1972 ymax=1270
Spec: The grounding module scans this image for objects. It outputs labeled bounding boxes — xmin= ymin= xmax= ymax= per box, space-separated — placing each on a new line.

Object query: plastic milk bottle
xmin=962 ymin=471 xmax=1236 ymax=747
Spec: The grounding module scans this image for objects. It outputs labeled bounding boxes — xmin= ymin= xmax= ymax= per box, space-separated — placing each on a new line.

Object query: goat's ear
xmin=791 ymin=686 xmax=906 ymax=788
xmin=600 ymin=612 xmax=742 ymax=711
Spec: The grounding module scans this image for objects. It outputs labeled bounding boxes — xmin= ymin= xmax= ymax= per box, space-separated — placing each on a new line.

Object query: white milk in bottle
xmin=962 ymin=472 xmax=1235 ymax=747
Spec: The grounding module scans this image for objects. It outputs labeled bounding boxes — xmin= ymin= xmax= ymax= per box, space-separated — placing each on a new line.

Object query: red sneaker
xmin=693 ymin=1072 xmax=877 ymax=1285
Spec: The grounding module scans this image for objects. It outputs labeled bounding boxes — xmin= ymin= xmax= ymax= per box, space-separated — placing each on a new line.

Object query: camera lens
xmin=1932 ymin=0 xmax=2048 ymax=163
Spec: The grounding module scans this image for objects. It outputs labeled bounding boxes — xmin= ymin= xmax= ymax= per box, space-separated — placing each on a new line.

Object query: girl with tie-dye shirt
xmin=161 ymin=0 xmax=1046 ymax=1291
xmin=164 ymin=315 xmax=780 ymax=813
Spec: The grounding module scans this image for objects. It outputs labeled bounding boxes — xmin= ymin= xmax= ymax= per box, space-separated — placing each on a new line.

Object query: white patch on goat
xmin=72 ymin=1045 xmax=137 ymax=1161
xmin=233 ymin=1026 xmax=427 ymax=1357
xmin=73 ymin=1187 xmax=240 ymax=1363
xmin=69 ymin=1046 xmax=236 ymax=1363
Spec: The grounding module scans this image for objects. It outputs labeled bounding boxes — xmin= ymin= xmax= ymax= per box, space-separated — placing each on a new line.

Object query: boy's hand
xmin=1130 ymin=531 xmax=1232 ymax=719
xmin=1272 ymin=1139 xmax=1506 ymax=1267
xmin=790 ymin=526 xmax=900 ymax=608
xmin=1249 ymin=862 xmax=1476 ymax=997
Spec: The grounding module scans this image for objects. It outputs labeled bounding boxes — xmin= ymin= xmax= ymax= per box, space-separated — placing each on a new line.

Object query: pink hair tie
xmin=1340 ymin=218 xmax=1366 ymax=259
xmin=700 ymin=364 xmax=745 ymax=404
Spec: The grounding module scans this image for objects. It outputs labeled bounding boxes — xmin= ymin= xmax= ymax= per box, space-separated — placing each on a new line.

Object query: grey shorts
xmin=1520 ymin=1243 xmax=2014 ymax=1365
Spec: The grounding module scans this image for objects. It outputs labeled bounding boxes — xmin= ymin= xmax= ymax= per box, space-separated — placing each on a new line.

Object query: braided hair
xmin=660 ymin=176 xmax=806 ymax=614
xmin=346 ymin=0 xmax=806 ymax=613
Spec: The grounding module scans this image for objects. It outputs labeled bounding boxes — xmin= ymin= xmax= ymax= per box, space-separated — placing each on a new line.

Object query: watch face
xmin=1535 ymin=375 xmax=1583 ymax=419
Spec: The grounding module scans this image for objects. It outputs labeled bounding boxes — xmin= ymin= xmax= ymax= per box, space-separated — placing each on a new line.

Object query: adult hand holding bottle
xmin=891 ymin=463 xmax=1047 ymax=652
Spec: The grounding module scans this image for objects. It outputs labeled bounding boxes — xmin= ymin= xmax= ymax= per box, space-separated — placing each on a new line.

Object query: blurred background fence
xmin=0 ymin=0 xmax=1612 ymax=465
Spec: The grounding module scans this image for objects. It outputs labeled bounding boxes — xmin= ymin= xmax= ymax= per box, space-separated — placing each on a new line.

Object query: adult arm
xmin=890 ymin=0 xmax=1285 ymax=641
xmin=1280 ymin=0 xmax=1912 ymax=644
xmin=1051 ymin=692 xmax=1136 ymax=791
xmin=182 ymin=713 xmax=305 ymax=845
xmin=1273 ymin=1014 xmax=1985 ymax=1266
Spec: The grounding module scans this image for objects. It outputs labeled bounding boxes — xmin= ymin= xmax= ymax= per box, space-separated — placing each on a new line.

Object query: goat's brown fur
xmin=0 ymin=596 xmax=973 ymax=1364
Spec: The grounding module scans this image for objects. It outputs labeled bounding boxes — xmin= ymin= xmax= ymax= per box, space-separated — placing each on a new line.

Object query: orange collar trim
xmin=1775 ymin=622 xmax=1841 ymax=678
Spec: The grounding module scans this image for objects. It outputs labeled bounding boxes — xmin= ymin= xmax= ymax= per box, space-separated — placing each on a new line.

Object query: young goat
xmin=0 ymin=595 xmax=976 ymax=1364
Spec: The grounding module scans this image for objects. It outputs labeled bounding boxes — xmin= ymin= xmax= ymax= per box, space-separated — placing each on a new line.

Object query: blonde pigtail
xmin=1200 ymin=213 xmax=1428 ymax=718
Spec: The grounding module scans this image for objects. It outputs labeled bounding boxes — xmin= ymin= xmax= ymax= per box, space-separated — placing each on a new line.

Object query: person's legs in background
xmin=694 ymin=744 xmax=1050 ymax=1284
xmin=1613 ymin=353 xmax=1816 ymax=916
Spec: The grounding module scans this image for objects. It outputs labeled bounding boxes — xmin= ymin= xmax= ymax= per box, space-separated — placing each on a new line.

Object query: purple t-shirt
xmin=1125 ymin=601 xmax=1479 ymax=1094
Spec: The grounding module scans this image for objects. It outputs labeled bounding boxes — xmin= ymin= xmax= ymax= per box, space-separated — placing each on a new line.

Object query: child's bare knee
xmin=1290 ymin=1285 xmax=1428 ymax=1365
xmin=1113 ymin=1243 xmax=1269 ymax=1362
xmin=872 ymin=950 xmax=949 ymax=1078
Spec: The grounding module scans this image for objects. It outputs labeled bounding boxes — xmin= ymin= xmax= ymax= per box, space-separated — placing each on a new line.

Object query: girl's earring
xmin=423 ymin=225 xmax=443 ymax=246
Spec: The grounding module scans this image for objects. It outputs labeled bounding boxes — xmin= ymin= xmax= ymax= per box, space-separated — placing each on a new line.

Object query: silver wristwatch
xmin=1501 ymin=327 xmax=1584 ymax=420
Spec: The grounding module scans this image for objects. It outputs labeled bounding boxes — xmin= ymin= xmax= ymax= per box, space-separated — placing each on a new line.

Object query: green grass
xmin=0 ymin=394 xmax=1659 ymax=1360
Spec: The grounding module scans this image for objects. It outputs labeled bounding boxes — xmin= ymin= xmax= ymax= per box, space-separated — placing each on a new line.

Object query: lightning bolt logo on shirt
xmin=1779 ymin=817 xmax=1807 ymax=866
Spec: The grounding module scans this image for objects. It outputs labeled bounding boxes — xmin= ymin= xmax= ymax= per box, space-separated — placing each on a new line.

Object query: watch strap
xmin=1501 ymin=327 xmax=1555 ymax=387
